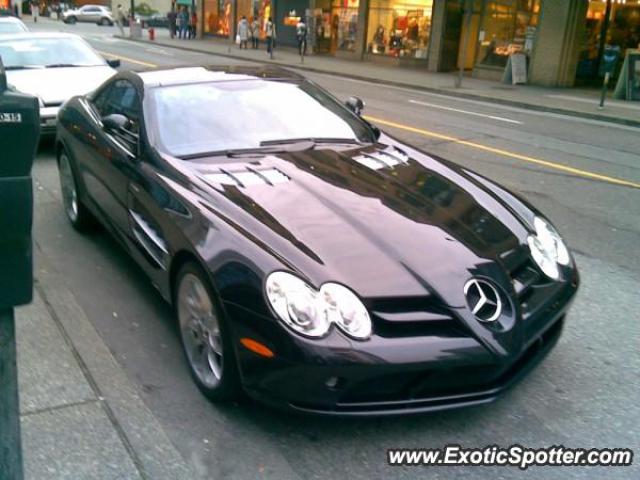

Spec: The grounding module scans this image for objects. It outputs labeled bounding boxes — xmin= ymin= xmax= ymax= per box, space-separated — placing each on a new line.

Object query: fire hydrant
xmin=149 ymin=27 xmax=155 ymax=41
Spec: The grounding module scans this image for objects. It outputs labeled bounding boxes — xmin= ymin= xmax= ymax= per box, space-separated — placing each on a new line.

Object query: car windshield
xmin=0 ymin=22 xmax=27 ymax=34
xmin=147 ymin=78 xmax=376 ymax=158
xmin=0 ymin=36 xmax=106 ymax=68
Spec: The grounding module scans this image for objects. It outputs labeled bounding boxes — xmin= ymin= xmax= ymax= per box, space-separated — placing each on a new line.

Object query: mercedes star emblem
xmin=463 ymin=279 xmax=503 ymax=323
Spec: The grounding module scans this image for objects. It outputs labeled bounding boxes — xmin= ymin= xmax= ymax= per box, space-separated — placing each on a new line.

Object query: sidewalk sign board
xmin=613 ymin=50 xmax=640 ymax=101
xmin=627 ymin=52 xmax=640 ymax=101
xmin=502 ymin=53 xmax=527 ymax=85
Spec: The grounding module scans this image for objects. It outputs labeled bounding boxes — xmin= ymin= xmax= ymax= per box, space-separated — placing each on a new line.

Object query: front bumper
xmin=225 ymin=279 xmax=577 ymax=416
xmin=39 ymin=106 xmax=59 ymax=136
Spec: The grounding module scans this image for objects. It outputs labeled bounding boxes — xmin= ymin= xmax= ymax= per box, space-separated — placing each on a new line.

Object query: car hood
xmin=186 ymin=136 xmax=533 ymax=313
xmin=6 ymin=66 xmax=115 ymax=105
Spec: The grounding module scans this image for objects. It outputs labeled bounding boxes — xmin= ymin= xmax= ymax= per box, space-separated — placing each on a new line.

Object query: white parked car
xmin=0 ymin=33 xmax=119 ymax=134
xmin=62 ymin=5 xmax=114 ymax=26
xmin=0 ymin=17 xmax=28 ymax=34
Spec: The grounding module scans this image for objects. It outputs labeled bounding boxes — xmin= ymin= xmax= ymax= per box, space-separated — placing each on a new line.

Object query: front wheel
xmin=66 ymin=16 xmax=76 ymax=24
xmin=58 ymin=150 xmax=94 ymax=231
xmin=176 ymin=263 xmax=241 ymax=401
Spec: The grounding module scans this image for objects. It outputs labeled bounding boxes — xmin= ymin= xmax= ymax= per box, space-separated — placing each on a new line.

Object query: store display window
xmin=237 ymin=0 xmax=269 ymax=37
xmin=366 ymin=0 xmax=434 ymax=59
xmin=204 ymin=0 xmax=232 ymax=36
xmin=476 ymin=0 xmax=540 ymax=67
xmin=313 ymin=0 xmax=334 ymax=53
xmin=578 ymin=0 xmax=640 ymax=80
xmin=330 ymin=0 xmax=359 ymax=52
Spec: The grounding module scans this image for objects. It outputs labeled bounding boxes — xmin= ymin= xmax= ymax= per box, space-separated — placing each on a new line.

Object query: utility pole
xmin=456 ymin=0 xmax=473 ymax=89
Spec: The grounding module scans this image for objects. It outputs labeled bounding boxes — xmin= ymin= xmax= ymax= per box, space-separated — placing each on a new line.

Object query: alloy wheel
xmin=59 ymin=152 xmax=78 ymax=223
xmin=178 ymin=273 xmax=224 ymax=388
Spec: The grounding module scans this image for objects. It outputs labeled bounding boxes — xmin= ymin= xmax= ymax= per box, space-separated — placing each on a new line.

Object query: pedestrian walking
xmin=168 ymin=7 xmax=177 ymax=39
xmin=115 ymin=4 xmax=125 ymax=36
xmin=237 ymin=16 xmax=249 ymax=49
xmin=265 ymin=17 xmax=275 ymax=56
xmin=296 ymin=18 xmax=308 ymax=57
xmin=189 ymin=9 xmax=197 ymax=39
xmin=250 ymin=17 xmax=260 ymax=49
xmin=30 ymin=1 xmax=39 ymax=22
xmin=177 ymin=6 xmax=188 ymax=39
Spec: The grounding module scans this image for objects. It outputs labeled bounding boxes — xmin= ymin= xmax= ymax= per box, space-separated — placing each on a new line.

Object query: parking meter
xmin=0 ymin=57 xmax=39 ymax=309
xmin=0 ymin=55 xmax=38 ymax=480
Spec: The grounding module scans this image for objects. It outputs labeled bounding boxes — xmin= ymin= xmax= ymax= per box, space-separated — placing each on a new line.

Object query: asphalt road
xmin=25 ymin=20 xmax=640 ymax=479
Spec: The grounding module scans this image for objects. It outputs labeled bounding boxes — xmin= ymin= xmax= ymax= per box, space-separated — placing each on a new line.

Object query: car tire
xmin=99 ymin=17 xmax=110 ymax=26
xmin=175 ymin=262 xmax=242 ymax=401
xmin=58 ymin=149 xmax=94 ymax=232
xmin=67 ymin=16 xmax=76 ymax=24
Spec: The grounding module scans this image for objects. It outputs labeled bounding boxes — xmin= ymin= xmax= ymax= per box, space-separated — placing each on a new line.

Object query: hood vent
xmin=204 ymin=167 xmax=289 ymax=187
xmin=353 ymin=146 xmax=410 ymax=171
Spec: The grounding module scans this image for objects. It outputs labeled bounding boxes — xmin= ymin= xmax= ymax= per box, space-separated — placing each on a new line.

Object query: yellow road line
xmin=98 ymin=50 xmax=157 ymax=68
xmin=365 ymin=115 xmax=640 ymax=190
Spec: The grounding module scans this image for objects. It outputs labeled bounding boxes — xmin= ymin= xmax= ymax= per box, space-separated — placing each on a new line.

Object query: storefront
xmin=577 ymin=0 xmax=640 ymax=83
xmin=203 ymin=0 xmax=232 ymax=36
xmin=236 ymin=0 xmax=271 ymax=37
xmin=366 ymin=0 xmax=434 ymax=60
xmin=473 ymin=0 xmax=540 ymax=70
xmin=275 ymin=0 xmax=308 ymax=46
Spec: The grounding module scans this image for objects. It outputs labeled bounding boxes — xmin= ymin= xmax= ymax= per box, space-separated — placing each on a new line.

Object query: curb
xmin=33 ymin=249 xmax=197 ymax=480
xmin=116 ymin=36 xmax=640 ymax=129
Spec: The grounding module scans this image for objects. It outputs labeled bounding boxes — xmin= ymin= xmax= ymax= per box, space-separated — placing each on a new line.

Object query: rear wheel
xmin=175 ymin=263 xmax=241 ymax=401
xmin=58 ymin=150 xmax=94 ymax=231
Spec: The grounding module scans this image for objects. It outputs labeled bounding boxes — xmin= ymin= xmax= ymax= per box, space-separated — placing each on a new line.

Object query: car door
xmin=80 ymin=6 xmax=98 ymax=22
xmin=80 ymin=79 xmax=142 ymax=241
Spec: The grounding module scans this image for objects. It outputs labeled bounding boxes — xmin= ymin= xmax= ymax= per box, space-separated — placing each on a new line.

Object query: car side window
xmin=99 ymin=79 xmax=141 ymax=134
xmin=92 ymin=85 xmax=112 ymax=115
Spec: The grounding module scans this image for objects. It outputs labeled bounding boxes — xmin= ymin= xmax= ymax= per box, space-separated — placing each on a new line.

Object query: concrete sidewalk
xmin=119 ymin=28 xmax=640 ymax=127
xmin=15 ymin=251 xmax=195 ymax=479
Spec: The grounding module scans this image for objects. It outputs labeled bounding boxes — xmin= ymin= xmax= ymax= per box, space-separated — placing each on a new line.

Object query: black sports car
xmin=55 ymin=66 xmax=579 ymax=415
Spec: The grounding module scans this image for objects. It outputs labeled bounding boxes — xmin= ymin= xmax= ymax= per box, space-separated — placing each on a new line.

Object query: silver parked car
xmin=63 ymin=5 xmax=114 ymax=26
xmin=0 ymin=32 xmax=119 ymax=135
xmin=0 ymin=17 xmax=28 ymax=34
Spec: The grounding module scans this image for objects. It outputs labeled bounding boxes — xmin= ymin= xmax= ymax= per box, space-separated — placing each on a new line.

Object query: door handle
xmin=130 ymin=184 xmax=140 ymax=194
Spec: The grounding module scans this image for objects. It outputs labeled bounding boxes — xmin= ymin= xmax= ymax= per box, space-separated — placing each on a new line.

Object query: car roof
xmin=134 ymin=65 xmax=305 ymax=88
xmin=0 ymin=17 xmax=23 ymax=23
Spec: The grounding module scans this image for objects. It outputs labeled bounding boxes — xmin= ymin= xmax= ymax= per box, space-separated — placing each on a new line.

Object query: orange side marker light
xmin=240 ymin=338 xmax=275 ymax=358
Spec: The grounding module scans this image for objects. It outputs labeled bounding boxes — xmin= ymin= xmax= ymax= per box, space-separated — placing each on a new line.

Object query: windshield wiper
xmin=260 ymin=137 xmax=367 ymax=146
xmin=45 ymin=64 xmax=93 ymax=68
xmin=179 ymin=141 xmax=315 ymax=160
xmin=4 ymin=65 xmax=44 ymax=70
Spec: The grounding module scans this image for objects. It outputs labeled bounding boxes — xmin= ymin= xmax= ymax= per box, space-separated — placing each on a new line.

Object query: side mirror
xmin=106 ymin=58 xmax=121 ymax=68
xmin=345 ymin=96 xmax=364 ymax=116
xmin=102 ymin=113 xmax=130 ymax=131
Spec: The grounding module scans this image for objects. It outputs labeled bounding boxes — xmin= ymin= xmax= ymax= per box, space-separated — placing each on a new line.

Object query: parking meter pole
xmin=599 ymin=72 xmax=610 ymax=109
xmin=0 ymin=309 xmax=23 ymax=480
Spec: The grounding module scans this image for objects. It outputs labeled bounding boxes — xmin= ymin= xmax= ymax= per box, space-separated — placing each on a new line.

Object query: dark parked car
xmin=146 ymin=13 xmax=169 ymax=28
xmin=55 ymin=66 xmax=579 ymax=415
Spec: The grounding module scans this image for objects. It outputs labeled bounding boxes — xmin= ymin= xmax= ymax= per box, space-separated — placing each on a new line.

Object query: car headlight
xmin=527 ymin=216 xmax=570 ymax=280
xmin=265 ymin=272 xmax=371 ymax=340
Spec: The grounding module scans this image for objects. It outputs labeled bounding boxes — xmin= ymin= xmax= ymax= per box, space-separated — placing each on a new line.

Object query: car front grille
xmin=368 ymin=296 xmax=466 ymax=338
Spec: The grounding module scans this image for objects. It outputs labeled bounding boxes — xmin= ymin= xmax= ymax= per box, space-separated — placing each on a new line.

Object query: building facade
xmin=190 ymin=0 xmax=639 ymax=87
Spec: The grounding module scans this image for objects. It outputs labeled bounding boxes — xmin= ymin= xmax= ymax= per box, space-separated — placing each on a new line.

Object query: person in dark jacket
xmin=168 ymin=5 xmax=177 ymax=39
